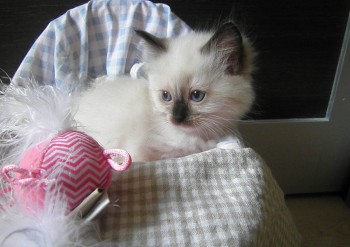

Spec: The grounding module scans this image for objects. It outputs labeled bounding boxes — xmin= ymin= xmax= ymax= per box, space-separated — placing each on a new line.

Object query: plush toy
xmin=0 ymin=80 xmax=131 ymax=246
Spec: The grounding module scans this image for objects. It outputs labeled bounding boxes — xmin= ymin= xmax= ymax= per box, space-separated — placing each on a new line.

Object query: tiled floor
xmin=285 ymin=195 xmax=350 ymax=247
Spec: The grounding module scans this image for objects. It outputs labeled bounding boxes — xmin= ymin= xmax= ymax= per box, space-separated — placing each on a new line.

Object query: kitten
xmin=75 ymin=22 xmax=255 ymax=162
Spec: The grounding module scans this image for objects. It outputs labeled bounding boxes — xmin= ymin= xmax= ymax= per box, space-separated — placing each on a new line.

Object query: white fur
xmin=75 ymin=29 xmax=255 ymax=162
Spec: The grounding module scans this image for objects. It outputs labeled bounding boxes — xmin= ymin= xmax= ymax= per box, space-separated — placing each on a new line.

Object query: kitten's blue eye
xmin=161 ymin=91 xmax=172 ymax=102
xmin=190 ymin=90 xmax=206 ymax=102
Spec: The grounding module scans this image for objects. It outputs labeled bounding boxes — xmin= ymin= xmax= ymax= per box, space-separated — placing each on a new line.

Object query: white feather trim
xmin=0 ymin=80 xmax=78 ymax=164
xmin=0 ymin=187 xmax=114 ymax=247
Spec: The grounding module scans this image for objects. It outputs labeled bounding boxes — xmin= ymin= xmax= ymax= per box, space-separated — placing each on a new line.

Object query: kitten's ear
xmin=135 ymin=30 xmax=167 ymax=58
xmin=201 ymin=22 xmax=244 ymax=75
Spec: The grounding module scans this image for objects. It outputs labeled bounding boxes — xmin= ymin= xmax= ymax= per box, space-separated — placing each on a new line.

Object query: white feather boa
xmin=0 ymin=80 xmax=114 ymax=246
xmin=0 ymin=81 xmax=78 ymax=164
xmin=0 ymin=192 xmax=113 ymax=247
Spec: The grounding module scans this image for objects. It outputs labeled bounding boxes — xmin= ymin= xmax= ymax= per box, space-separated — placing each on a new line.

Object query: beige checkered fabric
xmin=98 ymin=147 xmax=301 ymax=246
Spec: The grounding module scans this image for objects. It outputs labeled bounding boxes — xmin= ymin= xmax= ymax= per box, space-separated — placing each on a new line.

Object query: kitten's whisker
xmin=196 ymin=118 xmax=223 ymax=140
xmin=196 ymin=114 xmax=237 ymax=139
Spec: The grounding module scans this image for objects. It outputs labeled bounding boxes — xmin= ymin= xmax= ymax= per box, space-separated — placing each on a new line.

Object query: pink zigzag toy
xmin=0 ymin=131 xmax=131 ymax=213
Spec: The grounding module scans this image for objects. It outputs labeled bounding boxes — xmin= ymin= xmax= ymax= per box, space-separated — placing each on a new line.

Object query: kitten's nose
xmin=172 ymin=100 xmax=188 ymax=124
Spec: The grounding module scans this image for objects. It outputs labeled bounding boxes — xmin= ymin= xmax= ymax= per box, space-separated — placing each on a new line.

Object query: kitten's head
xmin=136 ymin=22 xmax=255 ymax=139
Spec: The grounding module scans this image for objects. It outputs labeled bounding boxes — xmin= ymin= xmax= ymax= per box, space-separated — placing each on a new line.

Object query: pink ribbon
xmin=0 ymin=165 xmax=53 ymax=198
xmin=103 ymin=149 xmax=132 ymax=172
xmin=1 ymin=165 xmax=47 ymax=186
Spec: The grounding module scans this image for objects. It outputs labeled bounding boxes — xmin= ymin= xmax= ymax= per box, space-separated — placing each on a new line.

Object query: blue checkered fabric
xmin=13 ymin=0 xmax=190 ymax=87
